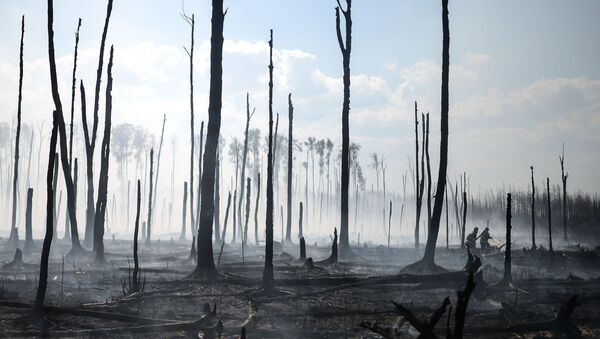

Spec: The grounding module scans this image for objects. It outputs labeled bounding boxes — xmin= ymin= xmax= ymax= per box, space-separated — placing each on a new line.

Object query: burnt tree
xmin=498 ymin=193 xmax=513 ymax=287
xmin=33 ymin=110 xmax=58 ymax=315
xmin=190 ymin=0 xmax=225 ymax=279
xmin=530 ymin=166 xmax=536 ymax=250
xmin=238 ymin=94 xmax=254 ymax=245
xmin=335 ymin=0 xmax=353 ymax=258
xmin=263 ymin=29 xmax=276 ymax=291
xmin=180 ymin=181 xmax=188 ymax=240
xmin=9 ymin=15 xmax=24 ymax=244
xmin=285 ymin=93 xmax=294 ymax=244
xmin=244 ymin=178 xmax=251 ymax=245
xmin=24 ymin=188 xmax=35 ymax=251
xmin=214 ymin=143 xmax=221 ymax=243
xmin=83 ymin=0 xmax=113 ymax=247
xmin=298 ymin=201 xmax=304 ymax=239
xmin=132 ymin=180 xmax=141 ymax=292
xmin=254 ymin=173 xmax=261 ymax=245
xmin=408 ymin=0 xmax=450 ymax=271
xmin=547 ymin=177 xmax=553 ymax=253
xmin=182 ymin=11 xmax=196 ymax=233
xmin=93 ymin=46 xmax=114 ymax=263
xmin=146 ymin=148 xmax=154 ymax=245
xmin=559 ymin=144 xmax=568 ymax=242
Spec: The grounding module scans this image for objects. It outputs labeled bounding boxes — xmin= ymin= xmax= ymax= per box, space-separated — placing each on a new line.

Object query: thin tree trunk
xmin=93 ymin=46 xmax=114 ymax=263
xmin=9 ymin=15 xmax=24 ymax=244
xmin=254 ymin=173 xmax=261 ymax=245
xmin=146 ymin=149 xmax=154 ymax=245
xmin=191 ymin=0 xmax=224 ymax=279
xmin=461 ymin=191 xmax=467 ymax=249
xmin=559 ymin=145 xmax=568 ymax=242
xmin=530 ymin=166 xmax=536 ymax=249
xmin=185 ymin=13 xmax=196 ymax=235
xmin=24 ymin=188 xmax=34 ymax=251
xmin=83 ymin=0 xmax=113 ymax=248
xmin=298 ymin=201 xmax=303 ymax=240
xmin=214 ymin=145 xmax=221 ymax=243
xmin=152 ymin=114 xmax=166 ymax=226
xmin=336 ymin=0 xmax=353 ymax=257
xmin=33 ymin=109 xmax=58 ymax=315
xmin=547 ymin=177 xmax=553 ymax=253
xmin=238 ymin=94 xmax=253 ymax=247
xmin=263 ymin=29 xmax=276 ymax=291
xmin=133 ymin=180 xmax=141 ymax=290
xmin=387 ymin=201 xmax=392 ymax=248
xmin=68 ymin=18 xmax=81 ymax=168
xmin=285 ymin=93 xmax=293 ymax=243
xmin=500 ymin=193 xmax=512 ymax=286
xmin=425 ymin=113 xmax=432 ymax=231
xmin=221 ymin=191 xmax=232 ymax=244
xmin=180 ymin=181 xmax=188 ymax=240
xmin=414 ymin=102 xmax=421 ymax=250
xmin=244 ymin=178 xmax=251 ymax=245
xmin=195 ymin=120 xmax=204 ymax=235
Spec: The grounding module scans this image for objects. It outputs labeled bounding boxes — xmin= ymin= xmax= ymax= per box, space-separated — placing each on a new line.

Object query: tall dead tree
xmin=336 ymin=0 xmax=353 ymax=257
xmin=263 ymin=29 xmax=276 ymax=291
xmin=547 ymin=177 xmax=553 ymax=253
xmin=44 ymin=0 xmax=84 ymax=255
xmin=559 ymin=144 xmax=568 ymax=242
xmin=83 ymin=0 xmax=113 ymax=248
xmin=180 ymin=181 xmax=188 ymax=240
xmin=221 ymin=191 xmax=232 ymax=244
xmin=182 ymin=11 xmax=196 ymax=234
xmin=285 ymin=93 xmax=294 ymax=244
xmin=93 ymin=46 xmax=114 ymax=263
xmin=33 ymin=110 xmax=58 ymax=315
xmin=190 ymin=0 xmax=225 ymax=279
xmin=152 ymin=114 xmax=166 ymax=225
xmin=298 ymin=201 xmax=304 ymax=239
xmin=412 ymin=0 xmax=450 ymax=270
xmin=254 ymin=173 xmax=261 ymax=245
xmin=195 ymin=121 xmax=204 ymax=235
xmin=530 ymin=166 xmax=536 ymax=250
xmin=462 ymin=190 xmax=467 ymax=248
xmin=413 ymin=102 xmax=424 ymax=250
xmin=9 ymin=15 xmax=24 ymax=244
xmin=238 ymin=94 xmax=254 ymax=246
xmin=64 ymin=18 xmax=81 ymax=239
xmin=146 ymin=149 xmax=154 ymax=245
xmin=425 ymin=113 xmax=432 ymax=230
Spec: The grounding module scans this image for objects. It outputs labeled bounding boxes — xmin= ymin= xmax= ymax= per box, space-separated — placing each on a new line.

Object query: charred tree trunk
xmin=559 ymin=145 xmax=568 ymax=242
xmin=300 ymin=236 xmax=306 ymax=260
xmin=254 ymin=173 xmax=261 ymax=245
xmin=425 ymin=113 xmax=432 ymax=232
xmin=262 ymin=29 xmax=276 ymax=291
xmin=387 ymin=200 xmax=392 ymax=248
xmin=221 ymin=191 xmax=232 ymax=244
xmin=547 ymin=177 xmax=553 ymax=254
xmin=33 ymin=110 xmax=58 ymax=315
xmin=214 ymin=145 xmax=221 ymax=244
xmin=44 ymin=0 xmax=84 ymax=254
xmin=445 ymin=188 xmax=449 ymax=249
xmin=190 ymin=0 xmax=224 ymax=279
xmin=83 ymin=0 xmax=113 ymax=248
xmin=24 ymin=188 xmax=34 ymax=251
xmin=414 ymin=102 xmax=422 ymax=250
xmin=93 ymin=46 xmax=114 ymax=263
xmin=244 ymin=177 xmax=251 ymax=245
xmin=420 ymin=0 xmax=450 ymax=267
xmin=285 ymin=93 xmax=294 ymax=244
xmin=9 ymin=15 xmax=24 ymax=245
xmin=461 ymin=191 xmax=467 ymax=249
xmin=132 ymin=180 xmax=141 ymax=290
xmin=146 ymin=149 xmax=154 ymax=245
xmin=530 ymin=166 xmax=536 ymax=250
xmin=195 ymin=121 xmax=204 ymax=236
xmin=65 ymin=18 xmax=81 ymax=238
xmin=299 ymin=201 xmax=304 ymax=240
xmin=336 ymin=0 xmax=353 ymax=258
xmin=152 ymin=114 xmax=166 ymax=227
xmin=180 ymin=181 xmax=188 ymax=240
xmin=499 ymin=193 xmax=513 ymax=286
xmin=238 ymin=94 xmax=253 ymax=245
xmin=184 ymin=13 xmax=196 ymax=235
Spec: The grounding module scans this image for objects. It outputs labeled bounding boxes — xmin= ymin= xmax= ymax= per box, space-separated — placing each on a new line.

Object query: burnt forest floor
xmin=1 ymin=236 xmax=600 ymax=338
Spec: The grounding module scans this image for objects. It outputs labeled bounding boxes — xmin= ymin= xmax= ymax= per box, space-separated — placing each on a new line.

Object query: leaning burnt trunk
xmin=93 ymin=46 xmax=114 ymax=263
xmin=83 ymin=0 xmax=113 ymax=248
xmin=285 ymin=93 xmax=294 ymax=244
xmin=9 ymin=15 xmax=24 ymax=245
xmin=263 ymin=29 xmax=276 ymax=291
xmin=132 ymin=180 xmax=141 ymax=291
xmin=33 ymin=110 xmax=58 ymax=315
xmin=190 ymin=0 xmax=224 ymax=279
xmin=238 ymin=94 xmax=253 ymax=246
xmin=336 ymin=0 xmax=353 ymax=258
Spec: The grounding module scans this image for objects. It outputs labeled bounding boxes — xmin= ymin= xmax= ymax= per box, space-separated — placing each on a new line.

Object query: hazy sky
xmin=1 ymin=0 xmax=599 ymax=194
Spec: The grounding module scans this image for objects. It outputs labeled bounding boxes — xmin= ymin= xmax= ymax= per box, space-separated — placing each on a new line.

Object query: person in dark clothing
xmin=466 ymin=227 xmax=479 ymax=249
xmin=478 ymin=227 xmax=492 ymax=251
